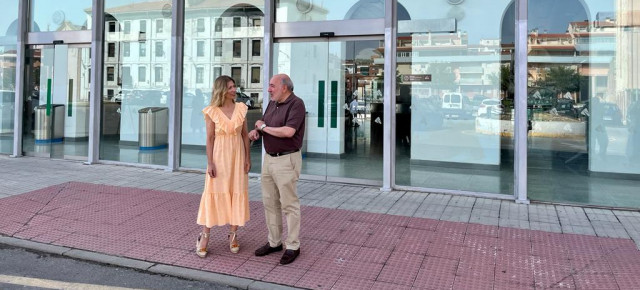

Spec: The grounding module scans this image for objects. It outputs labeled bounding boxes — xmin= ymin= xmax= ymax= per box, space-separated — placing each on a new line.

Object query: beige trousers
xmin=261 ymin=151 xmax=302 ymax=250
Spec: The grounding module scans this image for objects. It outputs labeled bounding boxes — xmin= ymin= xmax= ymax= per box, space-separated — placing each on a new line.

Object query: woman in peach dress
xmin=196 ymin=75 xmax=251 ymax=258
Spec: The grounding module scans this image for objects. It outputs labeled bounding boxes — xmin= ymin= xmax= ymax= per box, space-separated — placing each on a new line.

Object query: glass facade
xmin=395 ymin=0 xmax=514 ymax=194
xmin=29 ymin=0 xmax=93 ymax=32
xmin=4 ymin=0 xmax=640 ymax=209
xmin=0 ymin=0 xmax=19 ymax=154
xmin=181 ymin=0 xmax=264 ymax=174
xmin=526 ymin=0 xmax=640 ymax=207
xmin=100 ymin=0 xmax=171 ymax=166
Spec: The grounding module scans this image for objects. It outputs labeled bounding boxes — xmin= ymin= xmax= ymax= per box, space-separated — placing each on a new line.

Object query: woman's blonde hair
xmin=209 ymin=75 xmax=236 ymax=107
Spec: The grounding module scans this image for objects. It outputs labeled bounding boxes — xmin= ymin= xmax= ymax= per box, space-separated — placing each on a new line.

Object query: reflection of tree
xmin=1 ymin=68 xmax=16 ymax=90
xmin=426 ymin=63 xmax=456 ymax=93
xmin=538 ymin=66 xmax=580 ymax=103
xmin=489 ymin=65 xmax=514 ymax=101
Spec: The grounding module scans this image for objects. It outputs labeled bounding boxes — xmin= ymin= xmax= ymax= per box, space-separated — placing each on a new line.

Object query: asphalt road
xmin=0 ymin=244 xmax=237 ymax=290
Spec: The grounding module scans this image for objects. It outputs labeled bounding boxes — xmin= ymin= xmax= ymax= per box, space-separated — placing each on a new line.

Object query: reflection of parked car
xmin=601 ymin=102 xmax=623 ymax=126
xmin=235 ymin=92 xmax=254 ymax=108
xmin=112 ymin=91 xmax=123 ymax=102
xmin=469 ymin=95 xmax=488 ymax=116
xmin=441 ymin=92 xmax=471 ymax=119
xmin=576 ymin=100 xmax=623 ymax=126
xmin=554 ymin=99 xmax=576 ymax=118
xmin=477 ymin=99 xmax=503 ymax=117
xmin=527 ymin=87 xmax=555 ymax=110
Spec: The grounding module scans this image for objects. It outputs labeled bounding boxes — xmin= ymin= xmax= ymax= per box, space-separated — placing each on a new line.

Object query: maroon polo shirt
xmin=261 ymin=93 xmax=306 ymax=153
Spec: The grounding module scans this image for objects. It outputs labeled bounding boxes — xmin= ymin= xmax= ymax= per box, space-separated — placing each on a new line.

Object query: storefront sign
xmin=402 ymin=74 xmax=432 ymax=82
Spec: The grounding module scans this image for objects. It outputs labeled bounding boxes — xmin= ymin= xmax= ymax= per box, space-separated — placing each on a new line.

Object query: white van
xmin=441 ymin=92 xmax=469 ymax=118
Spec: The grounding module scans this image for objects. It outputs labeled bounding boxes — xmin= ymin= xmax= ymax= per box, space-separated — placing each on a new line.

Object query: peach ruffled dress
xmin=197 ymin=103 xmax=249 ymax=227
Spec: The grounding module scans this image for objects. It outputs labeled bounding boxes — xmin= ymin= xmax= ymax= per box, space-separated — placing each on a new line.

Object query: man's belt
xmin=267 ymin=149 xmax=300 ymax=157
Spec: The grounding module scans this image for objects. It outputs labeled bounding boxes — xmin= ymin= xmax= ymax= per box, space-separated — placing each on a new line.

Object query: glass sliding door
xmin=22 ymin=44 xmax=91 ymax=160
xmin=273 ymin=38 xmax=384 ymax=183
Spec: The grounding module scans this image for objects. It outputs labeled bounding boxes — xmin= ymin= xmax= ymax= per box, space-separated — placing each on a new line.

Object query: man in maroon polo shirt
xmin=248 ymin=74 xmax=305 ymax=265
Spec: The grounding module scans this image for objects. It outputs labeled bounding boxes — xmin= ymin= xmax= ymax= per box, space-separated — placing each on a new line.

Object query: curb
xmin=0 ymin=236 xmax=301 ymax=290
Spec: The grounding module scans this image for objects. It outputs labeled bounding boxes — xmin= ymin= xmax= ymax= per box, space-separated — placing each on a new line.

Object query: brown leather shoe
xmin=254 ymin=243 xmax=283 ymax=257
xmin=279 ymin=249 xmax=300 ymax=265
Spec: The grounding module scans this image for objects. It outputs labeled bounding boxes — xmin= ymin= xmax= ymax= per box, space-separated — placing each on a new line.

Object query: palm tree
xmin=539 ymin=66 xmax=580 ymax=106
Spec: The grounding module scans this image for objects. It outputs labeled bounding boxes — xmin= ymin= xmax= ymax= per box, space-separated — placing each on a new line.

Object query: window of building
xmin=197 ymin=41 xmax=205 ymax=57
xmin=233 ymin=17 xmax=241 ymax=28
xmin=251 ymin=67 xmax=260 ymax=83
xmin=122 ymin=66 xmax=131 ymax=85
xmin=155 ymin=41 xmax=163 ymax=57
xmin=139 ymin=42 xmax=146 ymax=57
xmin=252 ymin=18 xmax=261 ymax=27
xmin=156 ymin=19 xmax=163 ymax=33
xmin=196 ymin=67 xmax=204 ymax=84
xmin=213 ymin=67 xmax=222 ymax=80
xmin=138 ymin=66 xmax=146 ymax=82
xmin=140 ymin=20 xmax=147 ymax=32
xmin=231 ymin=67 xmax=241 ymax=85
xmin=107 ymin=43 xmax=115 ymax=57
xmin=214 ymin=41 xmax=222 ymax=57
xmin=215 ymin=18 xmax=222 ymax=32
xmin=107 ymin=66 xmax=115 ymax=82
xmin=107 ymin=89 xmax=114 ymax=99
xmin=252 ymin=40 xmax=261 ymax=57
xmin=123 ymin=42 xmax=130 ymax=57
xmin=108 ymin=21 xmax=116 ymax=32
xmin=197 ymin=18 xmax=205 ymax=32
xmin=155 ymin=67 xmax=163 ymax=83
xmin=233 ymin=40 xmax=241 ymax=58
xmin=124 ymin=21 xmax=131 ymax=34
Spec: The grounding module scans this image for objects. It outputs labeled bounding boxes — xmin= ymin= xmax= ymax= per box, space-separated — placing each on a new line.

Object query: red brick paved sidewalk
xmin=1 ymin=182 xmax=639 ymax=289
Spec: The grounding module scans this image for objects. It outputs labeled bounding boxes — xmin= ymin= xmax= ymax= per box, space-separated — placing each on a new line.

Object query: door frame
xmin=263 ymin=1 xmax=394 ymax=188
xmin=273 ymin=36 xmax=385 ymax=186
xmin=21 ymin=43 xmax=91 ymax=160
xmin=13 ymin=0 xmax=101 ymax=161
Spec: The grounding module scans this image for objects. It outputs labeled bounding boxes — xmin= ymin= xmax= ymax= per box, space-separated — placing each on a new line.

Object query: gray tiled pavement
xmin=1 ymin=155 xmax=640 ymax=249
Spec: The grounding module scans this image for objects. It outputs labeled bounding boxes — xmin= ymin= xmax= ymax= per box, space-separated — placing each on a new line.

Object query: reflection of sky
xmin=29 ymin=0 xmax=164 ymax=31
xmin=30 ymin=0 xmax=93 ymax=31
xmin=0 ymin=0 xmax=19 ymax=36
xmin=399 ymin=0 xmax=615 ymax=43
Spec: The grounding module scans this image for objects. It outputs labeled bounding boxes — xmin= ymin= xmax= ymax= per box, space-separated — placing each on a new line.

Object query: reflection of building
xmin=393 ymin=32 xmax=504 ymax=99
xmin=614 ymin=0 xmax=640 ymax=117
xmin=103 ymin=1 xmax=264 ymax=102
xmin=526 ymin=12 xmax=640 ymax=121
xmin=390 ymin=14 xmax=628 ymax=107
xmin=182 ymin=1 xmax=264 ymax=100
xmin=528 ymin=16 xmax=616 ymax=103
